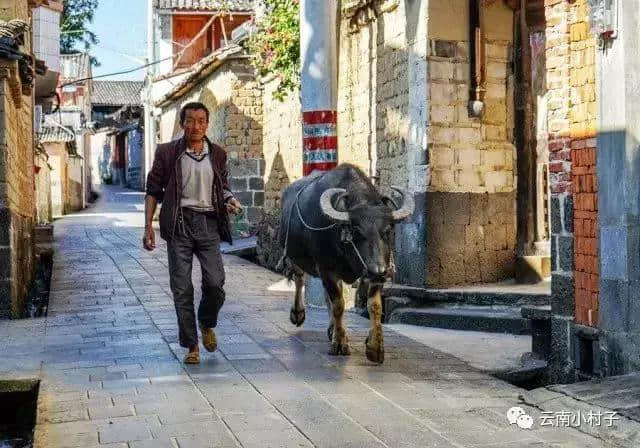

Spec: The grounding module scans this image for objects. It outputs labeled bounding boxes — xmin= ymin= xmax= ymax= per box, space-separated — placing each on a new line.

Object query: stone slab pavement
xmin=0 ymin=186 xmax=615 ymax=447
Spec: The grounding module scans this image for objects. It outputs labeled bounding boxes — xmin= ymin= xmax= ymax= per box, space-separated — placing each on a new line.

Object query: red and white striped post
xmin=300 ymin=0 xmax=340 ymax=306
xmin=300 ymin=0 xmax=338 ymax=176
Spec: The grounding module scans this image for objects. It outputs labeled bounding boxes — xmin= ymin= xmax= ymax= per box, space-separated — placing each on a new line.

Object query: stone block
xmin=482 ymin=150 xmax=504 ymax=167
xmin=549 ymin=316 xmax=574 ymax=383
xmin=253 ymin=192 xmax=264 ymax=207
xmin=430 ymin=169 xmax=455 ymax=189
xmin=235 ymin=191 xmax=253 ymax=206
xmin=558 ymin=235 xmax=574 ymax=272
xmin=230 ymin=177 xmax=247 ymax=191
xmin=484 ymin=171 xmax=509 ymax=190
xmin=486 ymin=61 xmax=507 ymax=79
xmin=551 ymin=273 xmax=574 ymax=317
xmin=431 ymin=147 xmax=454 ymax=168
xmin=458 ymin=128 xmax=482 ymax=145
xmin=456 ymin=148 xmax=481 ymax=166
xmin=430 ymin=83 xmax=456 ymax=105
xmin=430 ymin=60 xmax=454 ymax=80
xmin=229 ymin=159 xmax=259 ymax=177
xmin=0 ymin=206 xmax=9 ymax=245
xmin=600 ymin=279 xmax=630 ymax=333
xmin=246 ymin=207 xmax=263 ymax=223
xmin=457 ymin=169 xmax=482 ymax=188
xmin=563 ymin=195 xmax=574 ymax=233
xmin=551 ymin=196 xmax=562 ymax=235
xmin=431 ymin=105 xmax=455 ymax=123
xmin=249 ymin=177 xmax=264 ymax=190
xmin=433 ymin=40 xmax=456 ymax=58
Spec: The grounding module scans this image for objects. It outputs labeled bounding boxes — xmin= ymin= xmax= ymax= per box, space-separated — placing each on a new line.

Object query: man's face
xmin=181 ymin=108 xmax=208 ymax=142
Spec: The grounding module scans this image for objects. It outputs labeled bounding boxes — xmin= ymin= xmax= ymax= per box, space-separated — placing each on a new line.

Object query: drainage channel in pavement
xmin=0 ymin=380 xmax=39 ymax=448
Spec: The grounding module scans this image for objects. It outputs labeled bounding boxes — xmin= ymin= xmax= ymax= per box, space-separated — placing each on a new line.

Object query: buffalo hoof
xmin=327 ymin=323 xmax=334 ymax=341
xmin=330 ymin=340 xmax=351 ymax=356
xmin=365 ymin=332 xmax=384 ymax=364
xmin=290 ymin=307 xmax=306 ymax=327
xmin=329 ymin=327 xmax=351 ymax=356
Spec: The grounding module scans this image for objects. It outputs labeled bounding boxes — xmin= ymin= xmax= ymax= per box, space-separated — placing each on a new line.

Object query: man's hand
xmin=143 ymin=226 xmax=156 ymax=251
xmin=226 ymin=197 xmax=243 ymax=216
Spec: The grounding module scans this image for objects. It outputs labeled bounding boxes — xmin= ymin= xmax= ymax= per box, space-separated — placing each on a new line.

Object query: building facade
xmin=0 ymin=0 xmax=53 ymax=318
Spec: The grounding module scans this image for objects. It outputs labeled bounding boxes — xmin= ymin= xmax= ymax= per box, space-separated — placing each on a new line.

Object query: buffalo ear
xmin=381 ymin=195 xmax=399 ymax=210
xmin=333 ymin=192 xmax=349 ymax=212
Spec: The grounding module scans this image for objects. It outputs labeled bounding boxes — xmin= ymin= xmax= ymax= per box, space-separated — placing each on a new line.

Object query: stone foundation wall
xmin=426 ymin=192 xmax=516 ymax=286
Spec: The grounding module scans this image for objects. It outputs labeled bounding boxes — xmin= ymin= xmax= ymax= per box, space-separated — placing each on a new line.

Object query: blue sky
xmin=87 ymin=0 xmax=148 ymax=80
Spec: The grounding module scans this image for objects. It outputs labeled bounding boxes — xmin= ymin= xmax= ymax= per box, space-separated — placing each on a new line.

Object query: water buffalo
xmin=278 ymin=164 xmax=414 ymax=363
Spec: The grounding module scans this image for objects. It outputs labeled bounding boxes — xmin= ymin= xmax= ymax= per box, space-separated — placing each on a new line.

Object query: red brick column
xmin=572 ymin=137 xmax=598 ymax=326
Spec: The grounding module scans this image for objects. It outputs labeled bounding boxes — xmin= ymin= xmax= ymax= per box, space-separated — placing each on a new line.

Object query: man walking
xmin=143 ymin=102 xmax=242 ymax=364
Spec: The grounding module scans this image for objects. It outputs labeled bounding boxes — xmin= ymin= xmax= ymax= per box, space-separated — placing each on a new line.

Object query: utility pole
xmin=144 ymin=0 xmax=157 ymax=180
xmin=300 ymin=0 xmax=338 ymax=176
xmin=299 ymin=0 xmax=342 ymax=306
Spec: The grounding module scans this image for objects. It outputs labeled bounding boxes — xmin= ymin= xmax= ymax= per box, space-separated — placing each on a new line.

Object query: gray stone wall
xmin=228 ymin=158 xmax=265 ymax=235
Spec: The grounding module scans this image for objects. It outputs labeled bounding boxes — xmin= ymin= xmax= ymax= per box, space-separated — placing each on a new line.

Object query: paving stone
xmin=87 ymin=404 xmax=135 ymax=420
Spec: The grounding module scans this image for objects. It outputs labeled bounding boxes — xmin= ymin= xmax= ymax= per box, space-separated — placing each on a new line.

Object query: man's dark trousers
xmin=167 ymin=207 xmax=225 ymax=348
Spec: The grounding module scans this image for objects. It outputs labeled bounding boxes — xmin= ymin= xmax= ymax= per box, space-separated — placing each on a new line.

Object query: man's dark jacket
xmin=146 ymin=136 xmax=233 ymax=244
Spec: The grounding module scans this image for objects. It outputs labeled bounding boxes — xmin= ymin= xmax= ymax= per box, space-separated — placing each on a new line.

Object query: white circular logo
xmin=517 ymin=414 xmax=534 ymax=429
xmin=507 ymin=406 xmax=526 ymax=424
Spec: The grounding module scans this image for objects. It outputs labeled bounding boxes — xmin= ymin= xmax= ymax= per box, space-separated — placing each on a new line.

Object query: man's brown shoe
xmin=200 ymin=326 xmax=217 ymax=352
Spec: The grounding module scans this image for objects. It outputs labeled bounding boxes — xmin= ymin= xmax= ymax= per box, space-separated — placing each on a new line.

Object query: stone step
xmin=382 ymin=282 xmax=550 ymax=308
xmin=387 ymin=305 xmax=532 ymax=335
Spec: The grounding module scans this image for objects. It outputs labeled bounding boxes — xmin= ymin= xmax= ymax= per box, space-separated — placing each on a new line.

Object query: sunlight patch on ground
xmin=267 ymin=278 xmax=296 ymax=292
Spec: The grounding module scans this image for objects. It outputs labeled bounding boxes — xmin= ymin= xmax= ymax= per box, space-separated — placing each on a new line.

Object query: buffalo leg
xmin=365 ymin=285 xmax=384 ymax=364
xmin=321 ymin=272 xmax=350 ymax=356
xmin=289 ymin=272 xmax=306 ymax=327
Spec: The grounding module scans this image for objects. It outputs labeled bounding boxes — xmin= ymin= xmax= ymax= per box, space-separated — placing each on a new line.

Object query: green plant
xmin=60 ymin=0 xmax=100 ymax=66
xmin=248 ymin=0 xmax=300 ymax=101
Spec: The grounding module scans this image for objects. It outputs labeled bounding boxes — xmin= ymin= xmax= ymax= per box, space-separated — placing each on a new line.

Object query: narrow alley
xmin=1 ymin=187 xmax=604 ymax=447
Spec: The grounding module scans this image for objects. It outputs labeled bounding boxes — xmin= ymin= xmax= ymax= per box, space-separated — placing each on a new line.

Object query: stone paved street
xmin=1 ymin=187 xmax=611 ymax=447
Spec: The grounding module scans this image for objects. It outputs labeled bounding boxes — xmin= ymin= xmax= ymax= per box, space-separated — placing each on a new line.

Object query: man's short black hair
xmin=180 ymin=102 xmax=210 ymax=124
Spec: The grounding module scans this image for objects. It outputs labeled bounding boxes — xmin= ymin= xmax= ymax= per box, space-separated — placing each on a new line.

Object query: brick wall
xmin=546 ymin=0 xmax=598 ymax=328
xmin=158 ymin=58 xmax=264 ymax=234
xmin=572 ymin=137 xmax=598 ymax=326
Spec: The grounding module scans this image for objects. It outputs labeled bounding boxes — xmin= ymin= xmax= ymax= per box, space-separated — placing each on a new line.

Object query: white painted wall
xmin=33 ymin=6 xmax=61 ymax=73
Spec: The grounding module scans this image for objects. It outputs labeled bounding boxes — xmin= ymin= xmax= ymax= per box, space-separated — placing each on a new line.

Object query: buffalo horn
xmin=319 ymin=188 xmax=350 ymax=223
xmin=387 ymin=186 xmax=414 ymax=221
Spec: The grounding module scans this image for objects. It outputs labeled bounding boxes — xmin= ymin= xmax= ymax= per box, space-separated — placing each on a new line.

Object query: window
xmin=172 ymin=15 xmax=213 ymax=69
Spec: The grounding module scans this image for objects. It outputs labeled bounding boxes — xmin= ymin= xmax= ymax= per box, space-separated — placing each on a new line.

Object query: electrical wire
xmin=59 ymin=56 xmax=173 ymax=87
